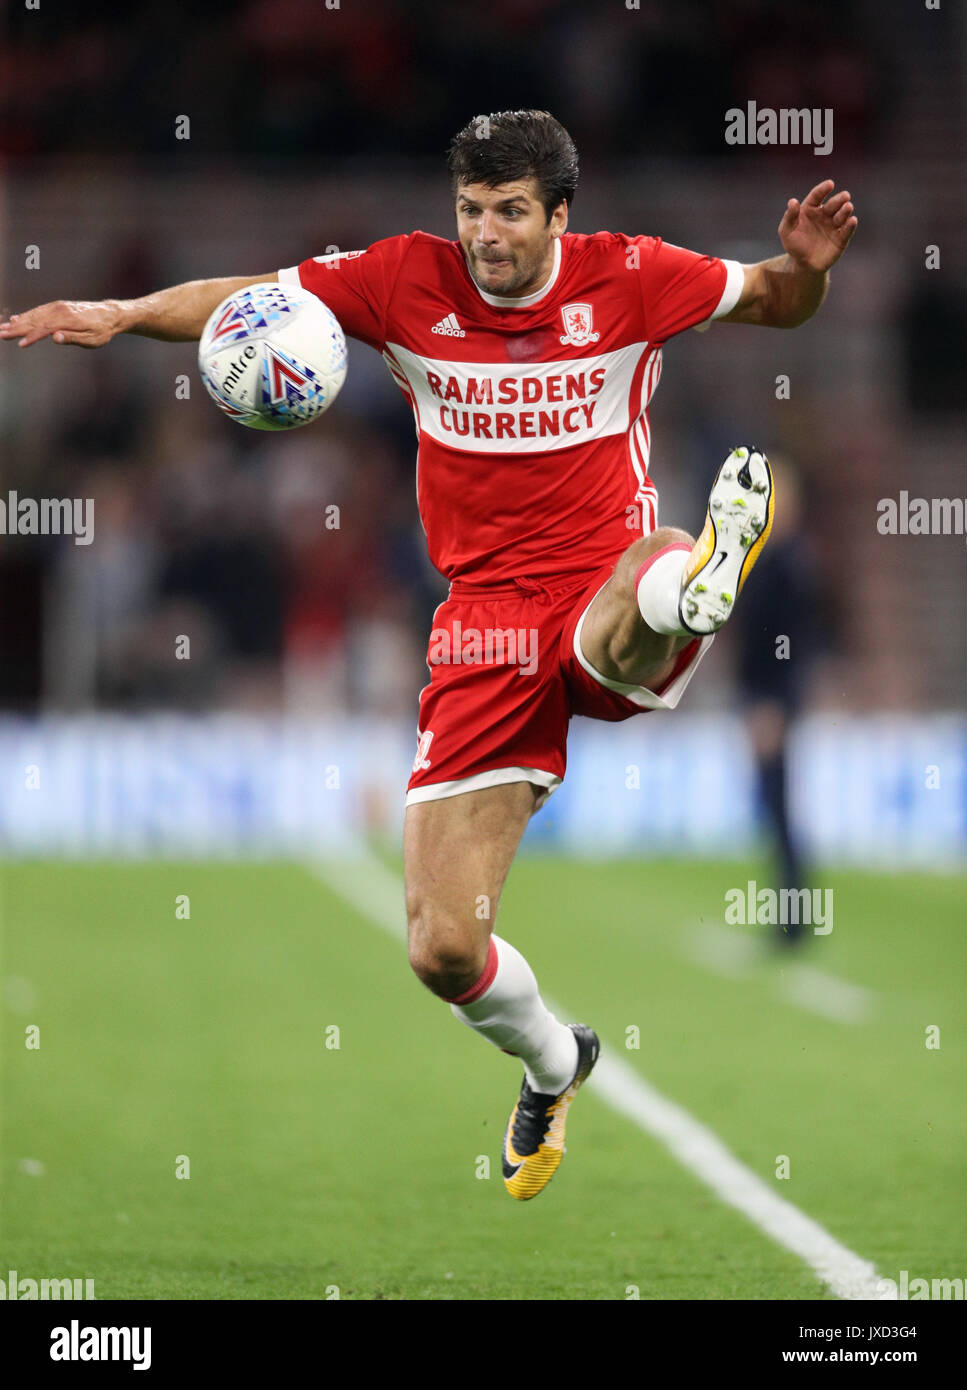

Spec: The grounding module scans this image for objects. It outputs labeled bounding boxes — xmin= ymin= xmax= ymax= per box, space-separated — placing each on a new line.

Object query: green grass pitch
xmin=2 ymin=857 xmax=964 ymax=1300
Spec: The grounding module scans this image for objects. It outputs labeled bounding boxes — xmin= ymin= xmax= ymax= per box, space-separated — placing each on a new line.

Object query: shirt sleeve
xmin=278 ymin=234 xmax=414 ymax=350
xmin=633 ymin=236 xmax=744 ymax=341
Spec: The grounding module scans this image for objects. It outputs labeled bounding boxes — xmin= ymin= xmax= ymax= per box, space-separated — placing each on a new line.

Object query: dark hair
xmin=447 ymin=110 xmax=578 ymax=222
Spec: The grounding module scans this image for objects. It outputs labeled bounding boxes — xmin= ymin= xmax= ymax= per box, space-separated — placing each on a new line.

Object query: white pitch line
xmin=779 ymin=964 xmax=873 ymax=1024
xmin=686 ymin=922 xmax=761 ymax=978
xmin=685 ymin=924 xmax=873 ymax=1024
xmin=308 ymin=852 xmax=894 ymax=1301
xmin=588 ymin=1055 xmax=891 ymax=1300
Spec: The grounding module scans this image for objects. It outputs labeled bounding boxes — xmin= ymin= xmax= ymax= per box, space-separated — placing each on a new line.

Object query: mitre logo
xmin=559 ymin=303 xmax=599 ymax=347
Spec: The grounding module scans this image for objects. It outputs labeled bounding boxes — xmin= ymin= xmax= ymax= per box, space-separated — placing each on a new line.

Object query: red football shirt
xmin=279 ymin=232 xmax=742 ymax=584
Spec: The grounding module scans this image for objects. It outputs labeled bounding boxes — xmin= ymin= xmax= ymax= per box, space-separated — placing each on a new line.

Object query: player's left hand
xmin=778 ymin=180 xmax=857 ymax=273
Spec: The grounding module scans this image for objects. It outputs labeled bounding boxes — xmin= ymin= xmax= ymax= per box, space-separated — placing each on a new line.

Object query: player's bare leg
xmin=579 ymin=525 xmax=697 ymax=689
xmin=406 ymin=781 xmax=537 ymax=999
xmin=581 ymin=448 xmax=775 ymax=687
xmin=406 ymin=782 xmax=599 ymax=1200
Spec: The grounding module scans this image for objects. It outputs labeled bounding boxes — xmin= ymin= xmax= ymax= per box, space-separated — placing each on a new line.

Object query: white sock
xmin=635 ymin=544 xmax=691 ymax=636
xmin=448 ymin=935 xmax=579 ymax=1095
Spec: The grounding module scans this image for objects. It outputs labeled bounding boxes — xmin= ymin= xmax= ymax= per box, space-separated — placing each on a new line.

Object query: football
xmin=197 ymin=281 xmax=347 ymax=430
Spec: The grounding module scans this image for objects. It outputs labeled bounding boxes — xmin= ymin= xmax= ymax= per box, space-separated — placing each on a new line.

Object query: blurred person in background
xmin=732 ymin=454 xmax=825 ymax=947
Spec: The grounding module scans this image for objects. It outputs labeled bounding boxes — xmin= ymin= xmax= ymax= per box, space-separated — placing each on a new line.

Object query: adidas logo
xmin=431 ymin=312 xmax=466 ymax=338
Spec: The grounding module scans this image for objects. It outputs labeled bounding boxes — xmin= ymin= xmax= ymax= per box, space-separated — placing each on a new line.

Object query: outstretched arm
xmin=0 ymin=273 xmax=278 ymax=348
xmin=719 ymin=179 xmax=857 ymax=328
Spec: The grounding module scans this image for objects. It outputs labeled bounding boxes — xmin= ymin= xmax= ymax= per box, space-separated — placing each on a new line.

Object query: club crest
xmin=559 ymin=303 xmax=600 ymax=347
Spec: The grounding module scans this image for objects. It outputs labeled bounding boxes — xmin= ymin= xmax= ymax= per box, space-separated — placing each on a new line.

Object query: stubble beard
xmin=470 ymin=248 xmax=541 ymax=297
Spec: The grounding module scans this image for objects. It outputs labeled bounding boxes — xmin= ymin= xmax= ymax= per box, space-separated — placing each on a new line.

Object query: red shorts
xmin=405 ymin=561 xmax=713 ymax=810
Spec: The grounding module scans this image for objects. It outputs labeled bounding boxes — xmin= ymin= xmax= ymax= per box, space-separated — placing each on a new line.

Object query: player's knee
xmin=615 ymin=526 xmax=693 ymax=597
xmin=596 ymin=527 xmax=696 ymax=673
xmin=407 ymin=906 xmax=486 ymax=997
xmin=409 ymin=941 xmax=485 ymax=998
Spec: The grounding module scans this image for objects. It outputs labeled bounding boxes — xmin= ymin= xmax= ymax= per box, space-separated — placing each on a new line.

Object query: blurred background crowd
xmin=1 ymin=0 xmax=889 ymax=163
xmin=1 ymin=0 xmax=965 ymax=721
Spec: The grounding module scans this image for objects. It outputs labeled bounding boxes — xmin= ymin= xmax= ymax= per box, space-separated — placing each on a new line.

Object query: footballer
xmin=0 ymin=110 xmax=857 ymax=1201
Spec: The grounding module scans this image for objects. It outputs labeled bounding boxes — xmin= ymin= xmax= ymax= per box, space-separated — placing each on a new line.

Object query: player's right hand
xmin=0 ymin=299 xmax=121 ymax=348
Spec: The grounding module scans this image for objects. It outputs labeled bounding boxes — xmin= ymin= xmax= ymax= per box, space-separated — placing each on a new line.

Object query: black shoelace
xmin=512 ymin=1084 xmax=557 ymax=1155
